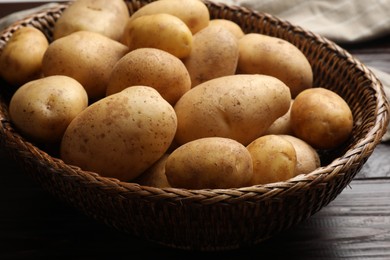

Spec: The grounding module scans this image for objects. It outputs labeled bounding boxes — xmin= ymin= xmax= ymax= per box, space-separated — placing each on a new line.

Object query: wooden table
xmin=0 ymin=4 xmax=389 ymax=259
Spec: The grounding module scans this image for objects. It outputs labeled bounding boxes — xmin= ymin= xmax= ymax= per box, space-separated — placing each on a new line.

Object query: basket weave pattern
xmin=0 ymin=0 xmax=389 ymax=251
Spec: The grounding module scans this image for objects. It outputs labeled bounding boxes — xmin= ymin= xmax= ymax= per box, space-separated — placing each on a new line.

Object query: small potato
xmin=106 ymin=48 xmax=191 ymax=105
xmin=165 ymin=137 xmax=253 ymax=189
xmin=9 ymin=75 xmax=88 ymax=144
xmin=60 ymin=86 xmax=177 ymax=181
xmin=237 ymin=33 xmax=313 ymax=98
xmin=174 ymin=74 xmax=291 ymax=146
xmin=128 ymin=0 xmax=210 ymax=34
xmin=53 ymin=0 xmax=129 ymax=41
xmin=246 ymin=135 xmax=297 ymax=185
xmin=183 ymin=25 xmax=239 ymax=88
xmin=0 ymin=26 xmax=49 ymax=86
xmin=134 ymin=154 xmax=171 ymax=188
xmin=209 ymin=19 xmax=245 ymax=39
xmin=280 ymin=135 xmax=321 ymax=175
xmin=265 ymin=100 xmax=294 ymax=135
xmin=290 ymin=87 xmax=353 ymax=150
xmin=122 ymin=13 xmax=193 ymax=59
xmin=42 ymin=31 xmax=129 ymax=101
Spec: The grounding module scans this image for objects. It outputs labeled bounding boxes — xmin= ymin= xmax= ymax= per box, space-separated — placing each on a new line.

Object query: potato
xmin=183 ymin=25 xmax=239 ymax=88
xmin=0 ymin=26 xmax=49 ymax=86
xmin=9 ymin=75 xmax=88 ymax=144
xmin=53 ymin=0 xmax=129 ymax=41
xmin=209 ymin=19 xmax=245 ymax=39
xmin=42 ymin=31 xmax=129 ymax=101
xmin=290 ymin=87 xmax=353 ymax=150
xmin=165 ymin=137 xmax=253 ymax=189
xmin=280 ymin=135 xmax=321 ymax=175
xmin=134 ymin=154 xmax=171 ymax=188
xmin=237 ymin=33 xmax=313 ymax=98
xmin=122 ymin=13 xmax=193 ymax=59
xmin=128 ymin=0 xmax=210 ymax=34
xmin=60 ymin=86 xmax=177 ymax=181
xmin=246 ymin=135 xmax=297 ymax=185
xmin=174 ymin=74 xmax=291 ymax=146
xmin=106 ymin=48 xmax=191 ymax=105
xmin=265 ymin=100 xmax=294 ymax=135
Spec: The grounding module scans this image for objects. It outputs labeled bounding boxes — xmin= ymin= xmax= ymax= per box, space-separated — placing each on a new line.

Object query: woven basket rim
xmin=0 ymin=0 xmax=389 ymax=204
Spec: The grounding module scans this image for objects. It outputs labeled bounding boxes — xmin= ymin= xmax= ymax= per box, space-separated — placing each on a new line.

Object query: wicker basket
xmin=0 ymin=0 xmax=389 ymax=252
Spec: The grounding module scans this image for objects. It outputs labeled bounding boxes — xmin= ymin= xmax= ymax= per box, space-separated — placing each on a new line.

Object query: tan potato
xmin=183 ymin=25 xmax=239 ymax=88
xmin=246 ymin=135 xmax=297 ymax=185
xmin=60 ymin=86 xmax=177 ymax=181
xmin=0 ymin=26 xmax=49 ymax=86
xmin=165 ymin=137 xmax=253 ymax=189
xmin=128 ymin=0 xmax=210 ymax=34
xmin=9 ymin=75 xmax=88 ymax=144
xmin=122 ymin=13 xmax=193 ymax=59
xmin=42 ymin=31 xmax=129 ymax=101
xmin=174 ymin=74 xmax=291 ymax=146
xmin=209 ymin=19 xmax=245 ymax=39
xmin=290 ymin=87 xmax=353 ymax=150
xmin=53 ymin=0 xmax=129 ymax=41
xmin=134 ymin=154 xmax=171 ymax=188
xmin=237 ymin=33 xmax=313 ymax=98
xmin=265 ymin=100 xmax=294 ymax=135
xmin=106 ymin=48 xmax=191 ymax=105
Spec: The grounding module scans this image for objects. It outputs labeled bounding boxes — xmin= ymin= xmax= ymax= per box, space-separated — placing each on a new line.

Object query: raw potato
xmin=53 ymin=0 xmax=129 ymax=41
xmin=60 ymin=86 xmax=177 ymax=181
xmin=9 ymin=75 xmax=88 ymax=144
xmin=122 ymin=13 xmax=193 ymax=59
xmin=134 ymin=154 xmax=171 ymax=188
xmin=237 ymin=33 xmax=313 ymax=98
xmin=280 ymin=135 xmax=321 ymax=175
xmin=183 ymin=25 xmax=239 ymax=88
xmin=42 ymin=31 xmax=129 ymax=101
xmin=209 ymin=19 xmax=245 ymax=39
xmin=290 ymin=87 xmax=353 ymax=150
xmin=174 ymin=74 xmax=291 ymax=146
xmin=246 ymin=135 xmax=297 ymax=185
xmin=165 ymin=137 xmax=253 ymax=189
xmin=128 ymin=0 xmax=210 ymax=34
xmin=106 ymin=48 xmax=191 ymax=105
xmin=265 ymin=100 xmax=294 ymax=135
xmin=0 ymin=26 xmax=49 ymax=86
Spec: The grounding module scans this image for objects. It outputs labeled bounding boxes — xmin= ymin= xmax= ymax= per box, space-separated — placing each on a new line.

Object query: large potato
xmin=246 ymin=135 xmax=297 ymax=185
xmin=174 ymin=74 xmax=291 ymax=146
xmin=128 ymin=0 xmax=210 ymax=34
xmin=183 ymin=25 xmax=239 ymax=88
xmin=42 ymin=31 xmax=129 ymax=101
xmin=290 ymin=87 xmax=353 ymax=150
xmin=60 ymin=86 xmax=177 ymax=181
xmin=0 ymin=26 xmax=48 ymax=86
xmin=122 ymin=13 xmax=193 ymax=59
xmin=106 ymin=48 xmax=191 ymax=105
xmin=237 ymin=33 xmax=313 ymax=98
xmin=53 ymin=0 xmax=129 ymax=41
xmin=9 ymin=75 xmax=88 ymax=144
xmin=165 ymin=137 xmax=253 ymax=189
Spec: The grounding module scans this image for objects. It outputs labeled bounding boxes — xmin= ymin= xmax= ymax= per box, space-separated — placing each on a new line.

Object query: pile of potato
xmin=0 ymin=0 xmax=354 ymax=189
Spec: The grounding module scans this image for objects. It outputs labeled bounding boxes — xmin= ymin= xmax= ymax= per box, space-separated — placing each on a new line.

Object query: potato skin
xmin=290 ymin=87 xmax=353 ymax=150
xmin=0 ymin=26 xmax=49 ymax=86
xmin=42 ymin=31 xmax=129 ymax=101
xmin=106 ymin=48 xmax=191 ymax=105
xmin=265 ymin=100 xmax=294 ymax=135
xmin=237 ymin=33 xmax=313 ymax=98
xmin=246 ymin=135 xmax=297 ymax=185
xmin=134 ymin=154 xmax=171 ymax=188
xmin=183 ymin=25 xmax=239 ymax=88
xmin=60 ymin=86 xmax=177 ymax=181
xmin=53 ymin=0 xmax=129 ymax=41
xmin=209 ymin=19 xmax=245 ymax=39
xmin=174 ymin=74 xmax=291 ymax=146
xmin=9 ymin=75 xmax=88 ymax=144
xmin=165 ymin=137 xmax=253 ymax=189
